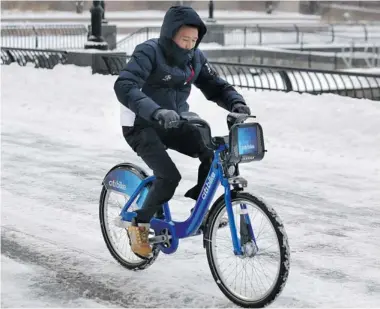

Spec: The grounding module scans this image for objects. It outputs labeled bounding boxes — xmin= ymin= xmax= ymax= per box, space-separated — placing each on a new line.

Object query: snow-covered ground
xmin=345 ymin=67 xmax=380 ymax=74
xmin=1 ymin=255 xmax=112 ymax=307
xmin=1 ymin=64 xmax=380 ymax=307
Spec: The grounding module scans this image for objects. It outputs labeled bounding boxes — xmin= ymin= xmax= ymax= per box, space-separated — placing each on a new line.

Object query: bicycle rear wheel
xmin=99 ymin=164 xmax=159 ymax=271
xmin=205 ymin=192 xmax=290 ymax=308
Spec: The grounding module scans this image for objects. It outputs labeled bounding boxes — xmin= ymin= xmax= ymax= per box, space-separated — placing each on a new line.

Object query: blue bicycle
xmin=99 ymin=112 xmax=290 ymax=308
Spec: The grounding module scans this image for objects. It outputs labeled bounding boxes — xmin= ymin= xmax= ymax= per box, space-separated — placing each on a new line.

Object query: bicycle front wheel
xmin=205 ymin=192 xmax=290 ymax=308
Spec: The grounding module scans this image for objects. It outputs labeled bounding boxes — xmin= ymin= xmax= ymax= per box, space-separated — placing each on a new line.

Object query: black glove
xmin=152 ymin=108 xmax=181 ymax=129
xmin=231 ymin=103 xmax=251 ymax=115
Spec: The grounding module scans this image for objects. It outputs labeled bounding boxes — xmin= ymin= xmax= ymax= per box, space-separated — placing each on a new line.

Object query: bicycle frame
xmin=118 ymin=144 xmax=254 ymax=256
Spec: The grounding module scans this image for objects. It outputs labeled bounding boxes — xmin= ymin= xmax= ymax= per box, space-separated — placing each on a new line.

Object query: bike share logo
xmin=202 ymin=172 xmax=216 ymax=199
xmin=240 ymin=144 xmax=255 ymax=151
xmin=108 ymin=180 xmax=126 ymax=190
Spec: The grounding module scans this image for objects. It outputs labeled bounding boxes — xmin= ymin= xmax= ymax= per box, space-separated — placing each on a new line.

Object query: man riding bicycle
xmin=114 ymin=5 xmax=250 ymax=257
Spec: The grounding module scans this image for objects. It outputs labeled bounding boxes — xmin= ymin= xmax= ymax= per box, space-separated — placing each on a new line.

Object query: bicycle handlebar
xmin=158 ymin=112 xmax=210 ymax=129
xmin=159 ymin=112 xmax=216 ymax=148
xmin=158 ymin=111 xmax=254 ymax=150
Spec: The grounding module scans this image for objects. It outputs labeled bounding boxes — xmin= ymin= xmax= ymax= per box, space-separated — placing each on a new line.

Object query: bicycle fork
xmin=224 ymin=186 xmax=258 ymax=256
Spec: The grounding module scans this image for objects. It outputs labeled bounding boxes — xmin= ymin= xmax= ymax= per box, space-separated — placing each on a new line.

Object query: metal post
xmin=207 ymin=0 xmax=216 ymax=23
xmin=265 ymin=1 xmax=273 ymax=14
xmin=76 ymin=1 xmax=84 ymax=14
xmin=85 ymin=0 xmax=108 ymax=50
xmin=100 ymin=1 xmax=108 ymax=23
xmin=209 ymin=0 xmax=214 ymax=19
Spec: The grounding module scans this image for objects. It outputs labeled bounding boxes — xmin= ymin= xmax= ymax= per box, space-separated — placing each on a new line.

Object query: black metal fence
xmin=101 ymin=54 xmax=380 ymax=100
xmin=1 ymin=24 xmax=88 ymax=49
xmin=101 ymin=54 xmax=131 ymax=75
xmin=328 ymin=1 xmax=380 ymax=8
xmin=115 ymin=23 xmax=380 ymax=53
xmin=203 ymin=47 xmax=380 ymax=71
xmin=1 ymin=47 xmax=68 ymax=69
xmin=1 ymin=47 xmax=379 ymax=101
xmin=3 ymin=22 xmax=380 ymax=53
xmin=210 ymin=61 xmax=380 ymax=100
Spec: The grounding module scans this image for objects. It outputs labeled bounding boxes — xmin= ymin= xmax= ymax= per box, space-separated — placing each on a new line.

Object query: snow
xmin=1 ymin=255 xmax=113 ymax=307
xmin=345 ymin=67 xmax=380 ymax=74
xmin=2 ymin=63 xmax=380 ymax=307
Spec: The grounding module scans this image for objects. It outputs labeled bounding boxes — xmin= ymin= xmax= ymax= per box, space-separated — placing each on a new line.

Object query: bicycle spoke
xmin=209 ymin=199 xmax=282 ymax=302
xmin=103 ymin=190 xmax=143 ymax=264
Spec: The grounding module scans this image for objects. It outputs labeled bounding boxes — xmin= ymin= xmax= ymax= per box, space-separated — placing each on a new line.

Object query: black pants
xmin=123 ymin=123 xmax=214 ymax=223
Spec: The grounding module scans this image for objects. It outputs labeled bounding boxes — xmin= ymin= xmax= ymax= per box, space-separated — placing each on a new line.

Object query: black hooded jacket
xmin=114 ymin=5 xmax=246 ymax=127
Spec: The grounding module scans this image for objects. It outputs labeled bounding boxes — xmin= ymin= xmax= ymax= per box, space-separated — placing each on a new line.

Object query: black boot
xmin=184 ymin=152 xmax=212 ymax=201
xmin=136 ymin=178 xmax=178 ymax=223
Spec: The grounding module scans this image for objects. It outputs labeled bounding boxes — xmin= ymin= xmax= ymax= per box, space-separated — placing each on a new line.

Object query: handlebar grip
xmin=158 ymin=119 xmax=186 ymax=129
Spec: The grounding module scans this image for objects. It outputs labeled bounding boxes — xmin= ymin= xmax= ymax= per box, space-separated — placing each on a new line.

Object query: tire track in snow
xmin=1 ymin=227 xmax=233 ymax=308
xmin=1 ymin=231 xmax=138 ymax=307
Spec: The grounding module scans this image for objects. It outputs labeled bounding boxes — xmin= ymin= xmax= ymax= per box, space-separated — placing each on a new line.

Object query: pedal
xmin=149 ymin=234 xmax=171 ymax=245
